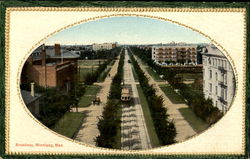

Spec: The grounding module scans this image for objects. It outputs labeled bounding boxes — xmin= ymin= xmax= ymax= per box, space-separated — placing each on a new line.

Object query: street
xmin=121 ymin=48 xmax=151 ymax=150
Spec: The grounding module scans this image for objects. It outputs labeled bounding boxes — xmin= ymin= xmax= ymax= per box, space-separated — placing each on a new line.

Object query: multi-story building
xmin=202 ymin=44 xmax=235 ymax=113
xmin=151 ymin=45 xmax=197 ymax=65
xmin=92 ymin=42 xmax=117 ymax=51
xmin=21 ymin=44 xmax=79 ymax=92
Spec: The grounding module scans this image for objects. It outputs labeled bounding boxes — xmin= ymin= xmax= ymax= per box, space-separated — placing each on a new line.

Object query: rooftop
xmin=21 ymin=90 xmax=42 ymax=105
xmin=202 ymin=44 xmax=225 ymax=57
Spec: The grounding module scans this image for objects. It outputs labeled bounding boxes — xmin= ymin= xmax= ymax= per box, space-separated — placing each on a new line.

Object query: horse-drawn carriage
xmin=92 ymin=96 xmax=101 ymax=105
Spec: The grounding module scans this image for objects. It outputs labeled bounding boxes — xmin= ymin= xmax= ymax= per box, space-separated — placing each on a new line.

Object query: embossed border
xmin=2 ymin=6 xmax=248 ymax=158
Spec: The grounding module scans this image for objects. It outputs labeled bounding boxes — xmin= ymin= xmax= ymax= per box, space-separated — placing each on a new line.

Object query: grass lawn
xmin=159 ymin=84 xmax=185 ymax=104
xmin=145 ymin=67 xmax=164 ymax=81
xmin=78 ymin=68 xmax=97 ymax=81
xmin=78 ymin=60 xmax=106 ymax=66
xmin=78 ymin=96 xmax=95 ymax=107
xmin=178 ymin=108 xmax=209 ymax=133
xmin=78 ymin=85 xmax=101 ymax=107
xmin=52 ymin=112 xmax=85 ymax=139
xmin=85 ymin=85 xmax=101 ymax=95
xmin=136 ymin=84 xmax=161 ymax=148
xmin=175 ymin=73 xmax=203 ymax=80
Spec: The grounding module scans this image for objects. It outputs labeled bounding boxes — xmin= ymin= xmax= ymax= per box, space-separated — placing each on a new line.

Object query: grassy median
xmin=159 ymin=84 xmax=185 ymax=104
xmin=145 ymin=67 xmax=164 ymax=82
xmin=136 ymin=84 xmax=161 ymax=148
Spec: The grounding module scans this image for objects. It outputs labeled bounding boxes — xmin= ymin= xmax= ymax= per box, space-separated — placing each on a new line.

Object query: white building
xmin=92 ymin=43 xmax=117 ymax=51
xmin=202 ymin=44 xmax=235 ymax=113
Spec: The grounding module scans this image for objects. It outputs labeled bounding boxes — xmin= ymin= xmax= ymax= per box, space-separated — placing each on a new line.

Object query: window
xmin=216 ymin=72 xmax=218 ymax=81
xmin=224 ymin=89 xmax=227 ymax=100
xmin=210 ymin=83 xmax=212 ymax=93
xmin=216 ymin=86 xmax=218 ymax=95
xmin=224 ymin=73 xmax=227 ymax=84
xmin=216 ymin=101 xmax=218 ymax=107
xmin=208 ymin=58 xmax=211 ymax=65
xmin=221 ymin=88 xmax=224 ymax=99
xmin=210 ymin=70 xmax=212 ymax=79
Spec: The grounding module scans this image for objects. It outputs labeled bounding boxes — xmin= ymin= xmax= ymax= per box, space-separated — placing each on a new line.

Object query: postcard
xmin=3 ymin=6 xmax=247 ymax=157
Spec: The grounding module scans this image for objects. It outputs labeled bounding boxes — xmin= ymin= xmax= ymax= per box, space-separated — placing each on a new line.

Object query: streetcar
xmin=121 ymin=87 xmax=131 ymax=102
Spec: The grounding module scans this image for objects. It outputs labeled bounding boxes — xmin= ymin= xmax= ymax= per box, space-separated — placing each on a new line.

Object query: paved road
xmin=121 ymin=48 xmax=151 ymax=150
xmin=73 ymin=49 xmax=123 ymax=146
xmin=129 ymin=47 xmax=202 ymax=142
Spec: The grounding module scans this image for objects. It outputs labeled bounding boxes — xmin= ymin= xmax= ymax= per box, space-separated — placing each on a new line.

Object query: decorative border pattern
xmin=5 ymin=7 xmax=247 ymax=156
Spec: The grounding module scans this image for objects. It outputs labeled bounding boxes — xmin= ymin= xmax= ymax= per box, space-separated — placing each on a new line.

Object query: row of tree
xmin=95 ymin=49 xmax=125 ymax=148
xmin=131 ymin=47 xmax=222 ymax=125
xmin=83 ymin=48 xmax=122 ymax=85
xmin=171 ymin=81 xmax=223 ymax=125
xmin=80 ymin=47 xmax=121 ymax=60
xmin=128 ymin=48 xmax=176 ymax=145
xmin=84 ymin=59 xmax=112 ymax=85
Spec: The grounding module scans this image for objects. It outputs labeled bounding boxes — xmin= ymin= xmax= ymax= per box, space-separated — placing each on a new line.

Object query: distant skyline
xmin=45 ymin=16 xmax=210 ymax=45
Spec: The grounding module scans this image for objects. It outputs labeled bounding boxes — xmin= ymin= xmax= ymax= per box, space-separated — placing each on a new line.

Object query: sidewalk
xmin=73 ymin=54 xmax=121 ymax=146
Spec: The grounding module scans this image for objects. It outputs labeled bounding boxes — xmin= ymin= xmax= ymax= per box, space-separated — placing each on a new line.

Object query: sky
xmin=45 ymin=16 xmax=210 ymax=45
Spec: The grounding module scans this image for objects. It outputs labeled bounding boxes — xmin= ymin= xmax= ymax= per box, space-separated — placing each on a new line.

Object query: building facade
xmin=21 ymin=44 xmax=78 ymax=92
xmin=92 ymin=43 xmax=117 ymax=51
xmin=151 ymin=45 xmax=197 ymax=65
xmin=202 ymin=44 xmax=235 ymax=113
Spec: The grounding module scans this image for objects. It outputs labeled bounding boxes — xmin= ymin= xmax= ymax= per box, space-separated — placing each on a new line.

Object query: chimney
xmin=41 ymin=44 xmax=46 ymax=66
xmin=55 ymin=44 xmax=61 ymax=56
xmin=31 ymin=82 xmax=35 ymax=97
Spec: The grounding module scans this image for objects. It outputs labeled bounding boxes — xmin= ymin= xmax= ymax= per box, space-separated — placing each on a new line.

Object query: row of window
xmin=209 ymin=83 xmax=227 ymax=100
xmin=204 ymin=57 xmax=228 ymax=69
xmin=153 ymin=47 xmax=196 ymax=51
xmin=153 ymin=51 xmax=196 ymax=55
xmin=209 ymin=69 xmax=227 ymax=84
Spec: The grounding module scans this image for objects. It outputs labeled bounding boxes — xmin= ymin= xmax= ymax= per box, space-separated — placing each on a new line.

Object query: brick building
xmin=152 ymin=45 xmax=197 ymax=65
xmin=21 ymin=44 xmax=79 ymax=92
